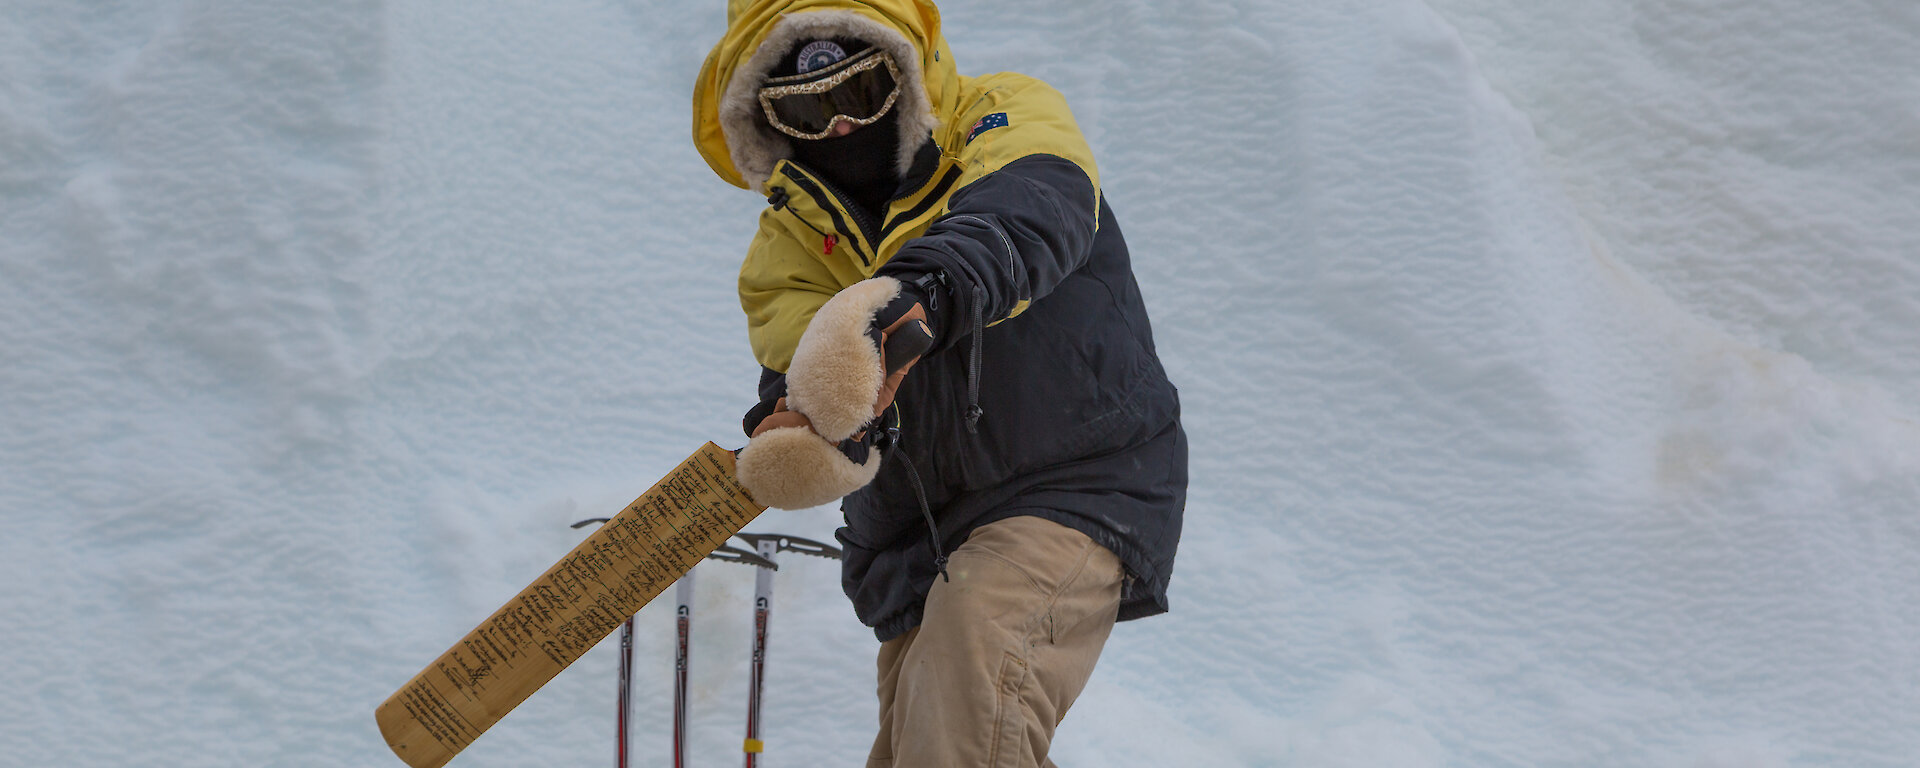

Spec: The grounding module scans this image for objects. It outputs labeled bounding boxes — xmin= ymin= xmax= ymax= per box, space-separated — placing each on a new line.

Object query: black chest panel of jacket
xmin=838 ymin=194 xmax=1187 ymax=642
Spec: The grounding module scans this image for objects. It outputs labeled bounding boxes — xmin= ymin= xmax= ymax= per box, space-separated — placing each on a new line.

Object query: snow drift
xmin=3 ymin=0 xmax=1916 ymax=766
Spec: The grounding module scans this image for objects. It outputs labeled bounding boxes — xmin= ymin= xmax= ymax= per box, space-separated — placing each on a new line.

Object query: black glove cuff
xmin=742 ymin=397 xmax=780 ymax=438
xmin=836 ymin=433 xmax=873 ymax=465
xmin=744 ymin=367 xmax=789 ymax=437
xmin=874 ymin=271 xmax=947 ymax=341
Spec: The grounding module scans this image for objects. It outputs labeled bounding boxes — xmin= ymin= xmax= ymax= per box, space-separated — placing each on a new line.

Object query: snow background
xmin=5 ymin=0 xmax=1918 ymax=766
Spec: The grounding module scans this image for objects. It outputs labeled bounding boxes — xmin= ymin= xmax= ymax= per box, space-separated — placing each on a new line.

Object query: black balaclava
xmin=789 ymin=109 xmax=901 ymax=217
xmin=775 ymin=37 xmax=903 ymax=219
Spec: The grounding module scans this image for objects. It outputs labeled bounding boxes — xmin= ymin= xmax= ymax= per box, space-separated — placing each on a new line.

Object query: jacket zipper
xmin=770 ymin=157 xmax=962 ymax=267
xmin=776 ymin=164 xmax=877 ymax=266
xmin=811 ymin=172 xmax=883 ymax=246
xmin=766 ymin=186 xmax=846 ymax=257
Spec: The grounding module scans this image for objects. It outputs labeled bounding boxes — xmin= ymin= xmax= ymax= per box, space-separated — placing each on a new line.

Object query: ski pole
xmin=675 ymin=544 xmax=774 ymax=768
xmin=572 ymin=518 xmax=774 ymax=768
xmin=673 ymin=572 xmax=692 ymax=768
xmin=730 ymin=533 xmax=843 ymax=767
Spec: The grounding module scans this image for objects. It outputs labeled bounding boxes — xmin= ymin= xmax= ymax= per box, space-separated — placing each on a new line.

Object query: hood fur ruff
xmin=718 ymin=10 xmax=940 ymax=190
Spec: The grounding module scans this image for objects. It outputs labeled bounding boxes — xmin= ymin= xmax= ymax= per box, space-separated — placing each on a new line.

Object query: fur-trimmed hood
xmin=693 ymin=0 xmax=959 ymax=190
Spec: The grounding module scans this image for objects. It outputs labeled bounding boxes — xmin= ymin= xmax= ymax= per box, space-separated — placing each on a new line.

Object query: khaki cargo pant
xmin=867 ymin=515 xmax=1125 ymax=768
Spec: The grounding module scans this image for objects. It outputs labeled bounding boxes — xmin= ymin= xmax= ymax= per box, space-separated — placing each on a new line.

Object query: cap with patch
xmin=796 ymin=40 xmax=847 ymax=73
xmin=771 ymin=37 xmax=871 ymax=79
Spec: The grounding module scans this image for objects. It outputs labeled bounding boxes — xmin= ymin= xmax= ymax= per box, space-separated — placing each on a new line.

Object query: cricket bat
xmin=375 ymin=442 xmax=766 ymax=768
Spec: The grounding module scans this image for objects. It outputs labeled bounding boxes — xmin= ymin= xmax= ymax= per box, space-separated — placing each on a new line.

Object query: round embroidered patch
xmin=795 ymin=40 xmax=848 ymax=74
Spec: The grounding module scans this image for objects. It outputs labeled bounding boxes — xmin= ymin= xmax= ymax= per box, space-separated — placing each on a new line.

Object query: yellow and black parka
xmin=694 ymin=0 xmax=1186 ymax=641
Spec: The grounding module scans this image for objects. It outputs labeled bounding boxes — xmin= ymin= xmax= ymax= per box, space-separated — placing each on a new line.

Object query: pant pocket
xmin=988 ymin=650 xmax=1032 ymax=768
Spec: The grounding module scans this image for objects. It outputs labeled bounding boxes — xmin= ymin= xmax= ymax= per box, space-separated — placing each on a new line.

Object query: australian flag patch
xmin=967 ymin=112 xmax=1009 ymax=144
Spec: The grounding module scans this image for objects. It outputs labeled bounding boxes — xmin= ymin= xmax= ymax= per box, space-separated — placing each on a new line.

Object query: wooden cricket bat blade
xmin=375 ymin=442 xmax=765 ymax=768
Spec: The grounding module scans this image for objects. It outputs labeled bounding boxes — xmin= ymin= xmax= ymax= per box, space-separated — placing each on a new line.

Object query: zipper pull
xmin=910 ymin=271 xmax=949 ymax=312
xmin=767 ymin=187 xmax=789 ymax=210
xmin=823 ymin=234 xmax=838 ymax=255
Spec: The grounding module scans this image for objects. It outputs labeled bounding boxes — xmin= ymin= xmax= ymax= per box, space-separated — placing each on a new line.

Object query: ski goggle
xmin=758 ymin=48 xmax=903 ymax=140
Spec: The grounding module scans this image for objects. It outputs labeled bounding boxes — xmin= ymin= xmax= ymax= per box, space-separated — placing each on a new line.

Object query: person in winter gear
xmin=693 ymin=1 xmax=1187 ymax=764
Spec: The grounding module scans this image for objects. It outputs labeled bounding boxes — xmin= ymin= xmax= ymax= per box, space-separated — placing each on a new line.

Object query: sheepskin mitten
xmin=736 ymin=276 xmax=933 ymax=510
xmin=784 ymin=275 xmax=933 ymax=442
xmin=735 ymin=399 xmax=882 ymax=510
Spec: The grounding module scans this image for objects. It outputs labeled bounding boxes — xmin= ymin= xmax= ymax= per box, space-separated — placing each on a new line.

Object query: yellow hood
xmin=692 ymin=0 xmax=959 ymax=189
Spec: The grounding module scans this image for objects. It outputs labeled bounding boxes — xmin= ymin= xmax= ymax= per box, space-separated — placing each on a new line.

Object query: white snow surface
xmin=5 ymin=0 xmax=1919 ymax=766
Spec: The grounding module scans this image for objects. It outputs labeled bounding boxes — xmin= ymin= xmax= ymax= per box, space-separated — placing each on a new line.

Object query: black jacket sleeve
xmin=875 ymin=154 xmax=1099 ymax=352
xmin=742 ymin=366 xmax=788 ymax=437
